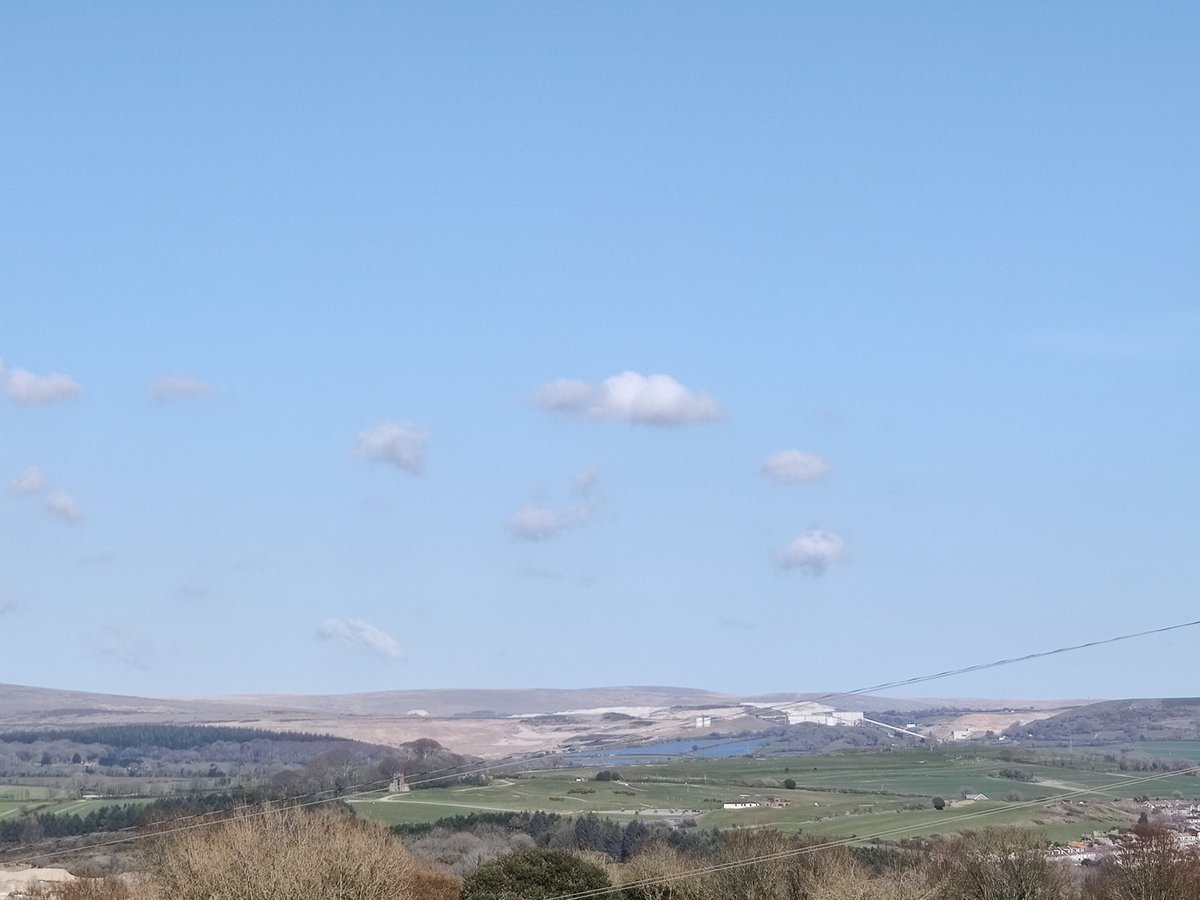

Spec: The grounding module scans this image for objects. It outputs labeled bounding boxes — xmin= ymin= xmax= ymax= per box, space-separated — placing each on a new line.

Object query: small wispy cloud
xmin=761 ymin=450 xmax=831 ymax=484
xmin=0 ymin=359 xmax=82 ymax=405
xmin=46 ymin=491 xmax=84 ymax=523
xmin=779 ymin=529 xmax=847 ymax=575
xmin=355 ymin=421 xmax=430 ymax=474
xmin=317 ymin=618 xmax=403 ymax=659
xmin=7 ymin=467 xmax=49 ymax=497
xmin=573 ymin=467 xmax=602 ymax=495
xmin=149 ymin=375 xmax=216 ymax=402
xmin=717 ymin=616 xmax=756 ymax=631
xmin=507 ymin=504 xmax=593 ymax=541
xmin=536 ymin=371 xmax=721 ymax=425
xmin=0 ymin=592 xmax=18 ymax=617
xmin=95 ymin=628 xmax=154 ymax=669
xmin=10 ymin=470 xmax=86 ymax=523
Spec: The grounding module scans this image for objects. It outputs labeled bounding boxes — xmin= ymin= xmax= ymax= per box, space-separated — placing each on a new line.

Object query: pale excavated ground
xmin=204 ymin=712 xmax=727 ymax=758
xmin=0 ymin=867 xmax=75 ymax=899
xmin=927 ymin=709 xmax=1069 ymax=740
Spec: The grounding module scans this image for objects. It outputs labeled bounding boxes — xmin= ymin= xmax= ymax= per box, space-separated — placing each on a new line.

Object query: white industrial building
xmin=774 ymin=702 xmax=864 ymax=727
xmin=737 ymin=700 xmax=865 ymax=727
xmin=789 ymin=709 xmax=864 ymax=727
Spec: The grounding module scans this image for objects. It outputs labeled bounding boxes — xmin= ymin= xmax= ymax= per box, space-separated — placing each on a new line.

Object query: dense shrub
xmin=933 ymin=828 xmax=1068 ymax=900
xmin=997 ymin=768 xmax=1037 ymax=783
xmin=9 ymin=880 xmax=154 ymax=900
xmin=147 ymin=805 xmax=458 ymax=900
xmin=619 ymin=832 xmax=937 ymax=900
xmin=462 ymin=848 xmax=610 ymax=899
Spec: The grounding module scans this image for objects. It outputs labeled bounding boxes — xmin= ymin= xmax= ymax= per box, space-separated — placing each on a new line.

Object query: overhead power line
xmin=807 ymin=617 xmax=1200 ymax=704
xmin=671 ymin=616 xmax=1200 ymax=759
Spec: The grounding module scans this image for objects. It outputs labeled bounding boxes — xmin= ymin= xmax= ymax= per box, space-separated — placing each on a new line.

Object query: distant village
xmin=1046 ymin=800 xmax=1200 ymax=864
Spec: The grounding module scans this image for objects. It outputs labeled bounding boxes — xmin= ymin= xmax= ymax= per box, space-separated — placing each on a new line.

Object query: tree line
xmin=0 ymin=724 xmax=336 ymax=750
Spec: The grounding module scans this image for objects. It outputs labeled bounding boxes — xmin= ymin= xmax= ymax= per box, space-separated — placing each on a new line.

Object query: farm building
xmin=723 ymin=799 xmax=761 ymax=810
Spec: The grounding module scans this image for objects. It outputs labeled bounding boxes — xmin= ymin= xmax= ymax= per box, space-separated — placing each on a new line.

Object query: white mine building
xmin=741 ymin=701 xmax=864 ymax=727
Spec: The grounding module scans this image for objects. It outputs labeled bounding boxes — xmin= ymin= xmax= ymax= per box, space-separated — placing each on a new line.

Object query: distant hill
xmin=0 ymin=682 xmax=1098 ymax=758
xmin=1008 ymin=698 xmax=1200 ymax=743
xmin=1 ymin=682 xmax=1087 ymax=722
xmin=0 ymin=683 xmax=316 ymax=724
xmin=177 ymin=685 xmax=739 ymax=718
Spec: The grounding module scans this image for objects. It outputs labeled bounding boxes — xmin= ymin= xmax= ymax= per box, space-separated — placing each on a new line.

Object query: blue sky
xmin=2 ymin=3 xmax=1197 ymax=700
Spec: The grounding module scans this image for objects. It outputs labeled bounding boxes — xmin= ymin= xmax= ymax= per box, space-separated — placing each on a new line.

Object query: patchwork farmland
xmin=352 ymin=746 xmax=1200 ymax=843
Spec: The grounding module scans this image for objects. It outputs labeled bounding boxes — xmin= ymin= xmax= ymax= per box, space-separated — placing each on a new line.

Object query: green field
xmin=0 ymin=785 xmax=59 ymax=802
xmin=0 ymin=796 xmax=153 ymax=821
xmin=352 ymin=747 xmax=1200 ymax=843
xmin=351 ymin=776 xmax=726 ymax=827
xmin=0 ymin=801 xmax=27 ymax=821
xmin=598 ymin=749 xmax=1200 ymax=801
xmin=1094 ymin=741 xmax=1200 ymax=762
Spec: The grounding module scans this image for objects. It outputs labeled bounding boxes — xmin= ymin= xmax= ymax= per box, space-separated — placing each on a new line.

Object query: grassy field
xmin=590 ymin=748 xmax=1200 ymax=801
xmin=1097 ymin=740 xmax=1200 ymax=762
xmin=703 ymin=798 xmax=1128 ymax=844
xmin=0 ymin=785 xmax=59 ymax=802
xmin=353 ymin=746 xmax=1199 ymax=843
xmin=351 ymin=777 xmax=731 ymax=827
xmin=0 ymin=801 xmax=27 ymax=821
xmin=0 ymin=796 xmax=153 ymax=821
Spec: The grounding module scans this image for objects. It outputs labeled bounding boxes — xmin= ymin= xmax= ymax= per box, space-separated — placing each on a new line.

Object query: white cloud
xmin=317 ymin=618 xmax=403 ymax=659
xmin=355 ymin=421 xmax=430 ymax=474
xmin=0 ymin=359 xmax=82 ymax=405
xmin=573 ymin=467 xmax=602 ymax=494
xmin=762 ymin=450 xmax=832 ymax=484
xmin=46 ymin=491 xmax=84 ymax=523
xmin=535 ymin=379 xmax=595 ymax=413
xmin=7 ymin=467 xmax=49 ymax=497
xmin=149 ymin=375 xmax=215 ymax=402
xmin=536 ymin=371 xmax=721 ymax=425
xmin=779 ymin=529 xmax=847 ymax=574
xmin=508 ymin=504 xmax=592 ymax=541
